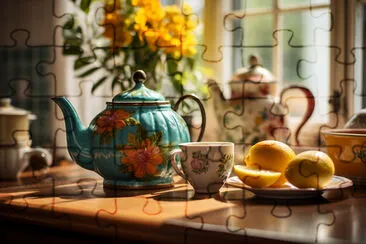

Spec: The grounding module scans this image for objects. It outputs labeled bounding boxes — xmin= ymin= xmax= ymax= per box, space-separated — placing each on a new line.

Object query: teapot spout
xmin=51 ymin=96 xmax=93 ymax=170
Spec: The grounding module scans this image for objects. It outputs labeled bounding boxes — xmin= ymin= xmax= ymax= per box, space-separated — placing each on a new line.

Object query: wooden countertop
xmin=0 ymin=164 xmax=365 ymax=243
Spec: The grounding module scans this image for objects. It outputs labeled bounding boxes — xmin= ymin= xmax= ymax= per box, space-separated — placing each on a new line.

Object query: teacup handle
xmin=170 ymin=149 xmax=186 ymax=179
xmin=23 ymin=147 xmax=52 ymax=171
xmin=173 ymin=94 xmax=206 ymax=142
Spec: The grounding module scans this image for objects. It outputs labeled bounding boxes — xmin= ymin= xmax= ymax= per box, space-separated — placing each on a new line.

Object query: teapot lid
xmin=112 ymin=70 xmax=166 ymax=103
xmin=0 ymin=98 xmax=36 ymax=119
xmin=233 ymin=55 xmax=276 ymax=82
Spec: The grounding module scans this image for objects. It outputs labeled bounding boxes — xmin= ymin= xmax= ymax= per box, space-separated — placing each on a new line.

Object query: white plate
xmin=225 ymin=176 xmax=353 ymax=199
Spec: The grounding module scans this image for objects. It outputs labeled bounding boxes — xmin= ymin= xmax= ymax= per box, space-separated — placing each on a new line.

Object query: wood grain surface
xmin=0 ymin=164 xmax=365 ymax=243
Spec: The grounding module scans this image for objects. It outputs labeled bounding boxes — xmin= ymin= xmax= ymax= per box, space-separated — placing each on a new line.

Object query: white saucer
xmin=225 ymin=176 xmax=353 ymax=199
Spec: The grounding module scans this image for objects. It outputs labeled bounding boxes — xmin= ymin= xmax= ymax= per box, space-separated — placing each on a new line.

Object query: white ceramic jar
xmin=0 ymin=98 xmax=51 ymax=179
xmin=0 ymin=98 xmax=36 ymax=145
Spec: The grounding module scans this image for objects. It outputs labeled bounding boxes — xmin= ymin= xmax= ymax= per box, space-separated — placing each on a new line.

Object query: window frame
xmin=228 ymin=1 xmax=331 ymax=83
xmin=203 ymin=0 xmax=361 ymax=144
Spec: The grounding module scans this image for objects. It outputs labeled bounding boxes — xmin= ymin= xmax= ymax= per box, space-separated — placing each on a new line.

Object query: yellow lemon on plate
xmin=234 ymin=165 xmax=281 ymax=188
xmin=285 ymin=151 xmax=335 ymax=189
xmin=245 ymin=140 xmax=296 ymax=187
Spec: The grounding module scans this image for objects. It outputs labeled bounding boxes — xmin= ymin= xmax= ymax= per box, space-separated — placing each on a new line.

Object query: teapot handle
xmin=173 ymin=94 xmax=206 ymax=142
xmin=279 ymin=85 xmax=315 ymax=146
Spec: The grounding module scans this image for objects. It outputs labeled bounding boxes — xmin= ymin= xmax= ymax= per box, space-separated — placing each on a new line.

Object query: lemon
xmin=245 ymin=140 xmax=296 ymax=187
xmin=285 ymin=151 xmax=335 ymax=189
xmin=234 ymin=165 xmax=281 ymax=188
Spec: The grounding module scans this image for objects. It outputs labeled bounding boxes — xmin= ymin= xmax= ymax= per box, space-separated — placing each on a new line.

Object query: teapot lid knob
xmin=112 ymin=69 xmax=165 ymax=102
xmin=248 ymin=55 xmax=259 ymax=66
xmin=132 ymin=70 xmax=146 ymax=84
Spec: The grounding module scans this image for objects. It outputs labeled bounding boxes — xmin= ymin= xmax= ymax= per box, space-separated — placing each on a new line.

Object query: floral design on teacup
xmin=191 ymin=151 xmax=209 ymax=174
xmin=217 ymin=153 xmax=234 ymax=179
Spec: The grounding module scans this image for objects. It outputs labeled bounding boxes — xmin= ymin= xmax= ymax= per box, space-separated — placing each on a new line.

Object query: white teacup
xmin=170 ymin=142 xmax=234 ymax=194
xmin=0 ymin=143 xmax=52 ymax=179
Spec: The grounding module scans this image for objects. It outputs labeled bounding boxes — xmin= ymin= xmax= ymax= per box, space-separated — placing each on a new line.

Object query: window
xmin=0 ymin=47 xmax=53 ymax=146
xmin=227 ymin=0 xmax=331 ymax=119
xmin=204 ymin=0 xmax=364 ymax=146
xmin=0 ymin=0 xmax=54 ymax=147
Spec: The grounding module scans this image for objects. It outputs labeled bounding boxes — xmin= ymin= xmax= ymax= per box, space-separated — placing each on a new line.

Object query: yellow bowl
xmin=322 ymin=129 xmax=366 ymax=184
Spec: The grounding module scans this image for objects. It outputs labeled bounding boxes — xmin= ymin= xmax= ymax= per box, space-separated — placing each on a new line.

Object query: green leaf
xmin=77 ymin=67 xmax=100 ymax=78
xmin=63 ymin=17 xmax=74 ymax=30
xmin=187 ymin=58 xmax=195 ymax=70
xmin=136 ymin=125 xmax=148 ymax=143
xmin=74 ymin=56 xmax=96 ymax=70
xmin=149 ymin=131 xmax=162 ymax=146
xmin=63 ymin=37 xmax=82 ymax=46
xmin=172 ymin=76 xmax=183 ymax=94
xmin=167 ymin=59 xmax=183 ymax=93
xmin=75 ymin=26 xmax=83 ymax=34
xmin=91 ymin=76 xmax=108 ymax=94
xmin=166 ymin=59 xmax=178 ymax=74
xmin=63 ymin=30 xmax=82 ymax=40
xmin=62 ymin=13 xmax=83 ymax=57
xmin=63 ymin=41 xmax=83 ymax=55
xmin=80 ymin=0 xmax=92 ymax=13
xmin=125 ymin=118 xmax=139 ymax=126
xmin=111 ymin=76 xmax=120 ymax=91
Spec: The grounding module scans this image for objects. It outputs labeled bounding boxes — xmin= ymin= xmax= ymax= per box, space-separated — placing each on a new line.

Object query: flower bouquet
xmin=63 ymin=0 xmax=204 ymax=95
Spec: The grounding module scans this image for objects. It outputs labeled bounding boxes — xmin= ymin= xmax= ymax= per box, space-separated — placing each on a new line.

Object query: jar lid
xmin=0 ymin=98 xmax=36 ymax=119
xmin=112 ymin=70 xmax=167 ymax=103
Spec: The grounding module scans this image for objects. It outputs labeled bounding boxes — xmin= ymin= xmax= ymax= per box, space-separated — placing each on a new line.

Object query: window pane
xmin=280 ymin=9 xmax=330 ymax=116
xmin=239 ymin=0 xmax=273 ymax=11
xmin=279 ymin=0 xmax=330 ymax=8
xmin=353 ymin=2 xmax=366 ymax=110
xmin=0 ymin=47 xmax=53 ymax=146
xmin=239 ymin=14 xmax=273 ymax=73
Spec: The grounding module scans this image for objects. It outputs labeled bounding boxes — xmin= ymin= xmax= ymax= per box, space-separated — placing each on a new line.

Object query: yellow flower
xmin=186 ymin=19 xmax=197 ymax=30
xmin=102 ymin=0 xmax=197 ymax=57
xmin=165 ymin=5 xmax=180 ymax=16
xmin=102 ymin=12 xmax=132 ymax=47
xmin=132 ymin=0 xmax=161 ymax=9
xmin=144 ymin=31 xmax=159 ymax=51
xmin=134 ymin=9 xmax=147 ymax=25
xmin=172 ymin=50 xmax=181 ymax=59
xmin=124 ymin=18 xmax=131 ymax=27
xmin=172 ymin=15 xmax=184 ymax=24
xmin=183 ymin=3 xmax=193 ymax=14
xmin=183 ymin=46 xmax=196 ymax=57
xmin=163 ymin=38 xmax=180 ymax=53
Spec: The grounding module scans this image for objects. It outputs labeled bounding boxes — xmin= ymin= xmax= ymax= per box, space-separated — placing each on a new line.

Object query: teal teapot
xmin=52 ymin=70 xmax=206 ymax=189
